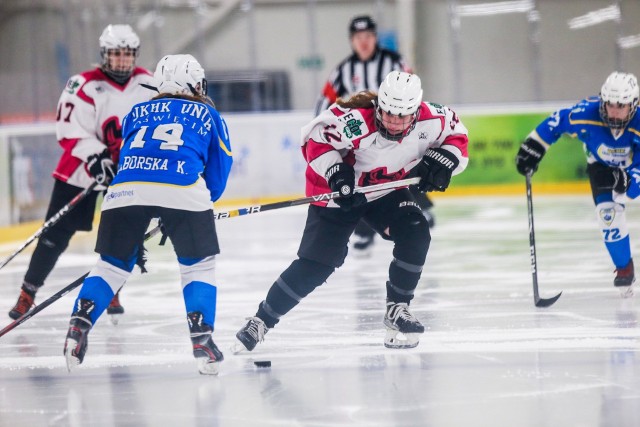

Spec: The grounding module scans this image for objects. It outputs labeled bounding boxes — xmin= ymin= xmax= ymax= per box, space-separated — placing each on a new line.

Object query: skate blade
xmin=64 ymin=341 xmax=81 ymax=373
xmin=384 ymin=330 xmax=420 ymax=349
xmin=197 ymin=358 xmax=220 ymax=375
xmin=620 ymin=285 xmax=634 ymax=299
xmin=230 ymin=341 xmax=249 ymax=355
xmin=109 ymin=314 xmax=122 ymax=326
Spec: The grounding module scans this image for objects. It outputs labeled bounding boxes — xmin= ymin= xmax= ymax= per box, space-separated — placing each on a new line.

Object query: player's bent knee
xmin=389 ymin=212 xmax=430 ymax=262
xmin=280 ymin=258 xmax=335 ymax=297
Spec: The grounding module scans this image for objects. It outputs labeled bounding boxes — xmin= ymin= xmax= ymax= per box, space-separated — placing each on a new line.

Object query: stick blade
xmin=534 ymin=291 xmax=562 ymax=308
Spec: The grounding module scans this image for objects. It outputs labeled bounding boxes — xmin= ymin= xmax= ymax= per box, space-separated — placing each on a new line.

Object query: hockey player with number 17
xmin=233 ymin=71 xmax=468 ymax=352
xmin=7 ymin=24 xmax=155 ymax=323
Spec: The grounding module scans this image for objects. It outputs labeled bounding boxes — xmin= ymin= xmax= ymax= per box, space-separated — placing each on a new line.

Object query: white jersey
xmin=53 ymin=67 xmax=155 ymax=190
xmin=301 ymin=102 xmax=469 ymax=207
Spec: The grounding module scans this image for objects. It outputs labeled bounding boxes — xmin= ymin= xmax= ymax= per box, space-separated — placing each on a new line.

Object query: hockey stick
xmin=0 ymin=181 xmax=100 ymax=271
xmin=0 ymin=178 xmax=419 ymax=337
xmin=526 ymin=173 xmax=562 ymax=307
xmin=0 ymin=225 xmax=163 ymax=338
xmin=214 ymin=177 xmax=421 ymax=219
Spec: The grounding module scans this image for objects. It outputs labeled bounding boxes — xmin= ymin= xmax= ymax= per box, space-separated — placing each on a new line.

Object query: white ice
xmin=0 ymin=194 xmax=639 ymax=427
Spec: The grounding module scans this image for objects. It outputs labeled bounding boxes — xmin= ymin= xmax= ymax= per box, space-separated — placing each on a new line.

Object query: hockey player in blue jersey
xmin=516 ymin=71 xmax=640 ymax=298
xmin=63 ymin=54 xmax=233 ymax=375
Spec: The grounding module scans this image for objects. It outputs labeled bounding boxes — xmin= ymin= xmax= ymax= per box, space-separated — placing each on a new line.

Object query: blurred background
xmin=1 ymin=0 xmax=639 ymax=225
xmin=2 ymin=0 xmax=639 ymax=118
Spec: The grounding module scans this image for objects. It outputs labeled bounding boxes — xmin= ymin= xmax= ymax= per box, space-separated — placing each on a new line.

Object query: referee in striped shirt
xmin=314 ymin=15 xmax=435 ymax=254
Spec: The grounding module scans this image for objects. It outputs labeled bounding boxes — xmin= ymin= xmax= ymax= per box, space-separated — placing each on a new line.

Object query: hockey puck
xmin=254 ymin=360 xmax=271 ymax=368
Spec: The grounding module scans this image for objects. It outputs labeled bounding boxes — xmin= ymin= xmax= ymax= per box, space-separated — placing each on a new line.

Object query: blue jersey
xmin=102 ymin=97 xmax=232 ymax=212
xmin=532 ymin=97 xmax=640 ymax=169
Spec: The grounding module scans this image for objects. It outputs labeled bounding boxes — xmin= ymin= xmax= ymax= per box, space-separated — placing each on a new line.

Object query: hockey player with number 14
xmin=233 ymin=71 xmax=468 ymax=352
xmin=516 ymin=71 xmax=640 ymax=298
xmin=63 ymin=54 xmax=233 ymax=375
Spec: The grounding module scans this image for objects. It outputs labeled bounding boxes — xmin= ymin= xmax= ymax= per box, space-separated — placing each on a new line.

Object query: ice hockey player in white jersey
xmin=63 ymin=54 xmax=233 ymax=375
xmin=234 ymin=71 xmax=468 ymax=351
xmin=8 ymin=24 xmax=155 ymax=323
xmin=315 ymin=14 xmax=435 ymax=256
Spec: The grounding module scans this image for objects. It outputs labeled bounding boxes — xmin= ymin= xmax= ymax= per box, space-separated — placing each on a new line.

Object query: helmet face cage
xmin=99 ymin=25 xmax=140 ymax=82
xmin=375 ymin=106 xmax=419 ymax=141
xmin=599 ymin=72 xmax=639 ymax=129
xmin=375 ymin=71 xmax=423 ymax=141
xmin=154 ymin=54 xmax=207 ymax=97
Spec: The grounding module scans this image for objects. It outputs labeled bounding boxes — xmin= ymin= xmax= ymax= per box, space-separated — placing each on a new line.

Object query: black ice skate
xmin=232 ymin=317 xmax=269 ymax=354
xmin=63 ymin=299 xmax=95 ymax=372
xmin=106 ymin=291 xmax=124 ymax=325
xmin=614 ymin=259 xmax=635 ymax=298
xmin=383 ymin=301 xmax=424 ymax=349
xmin=187 ymin=311 xmax=223 ymax=375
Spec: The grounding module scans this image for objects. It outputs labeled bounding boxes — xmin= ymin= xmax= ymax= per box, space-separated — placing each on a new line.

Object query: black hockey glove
xmin=515 ymin=138 xmax=546 ymax=176
xmin=325 ymin=163 xmax=367 ymax=211
xmin=417 ymin=148 xmax=459 ymax=192
xmin=613 ymin=168 xmax=630 ymax=194
xmin=87 ymin=150 xmax=116 ymax=185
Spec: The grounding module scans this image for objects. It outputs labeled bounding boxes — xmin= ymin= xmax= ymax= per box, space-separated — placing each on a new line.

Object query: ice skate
xmin=383 ymin=301 xmax=424 ymax=349
xmin=614 ymin=259 xmax=635 ymax=298
xmin=232 ymin=317 xmax=269 ymax=354
xmin=187 ymin=312 xmax=223 ymax=375
xmin=106 ymin=291 xmax=124 ymax=325
xmin=63 ymin=299 xmax=95 ymax=372
xmin=8 ymin=289 xmax=35 ymax=320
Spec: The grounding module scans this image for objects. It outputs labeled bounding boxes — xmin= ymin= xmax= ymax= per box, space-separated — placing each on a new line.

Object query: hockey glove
xmin=87 ymin=150 xmax=116 ymax=186
xmin=613 ymin=168 xmax=630 ymax=194
xmin=325 ymin=163 xmax=367 ymax=211
xmin=417 ymin=148 xmax=459 ymax=192
xmin=515 ymin=138 xmax=546 ymax=176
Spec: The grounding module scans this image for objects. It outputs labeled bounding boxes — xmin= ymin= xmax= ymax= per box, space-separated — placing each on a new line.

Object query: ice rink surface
xmin=1 ymin=194 xmax=639 ymax=427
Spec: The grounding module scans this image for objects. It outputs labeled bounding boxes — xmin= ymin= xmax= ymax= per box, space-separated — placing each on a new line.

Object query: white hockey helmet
xmin=154 ymin=54 xmax=207 ymax=96
xmin=375 ymin=71 xmax=423 ymax=140
xmin=99 ymin=24 xmax=140 ymax=81
xmin=599 ymin=71 xmax=639 ymax=129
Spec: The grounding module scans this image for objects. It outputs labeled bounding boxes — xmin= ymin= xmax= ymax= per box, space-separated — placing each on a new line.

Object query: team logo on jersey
xmin=599 ymin=206 xmax=615 ymax=226
xmin=596 ymin=143 xmax=632 ymax=167
xmin=343 ymin=118 xmax=364 ymax=138
xmin=429 ymin=102 xmax=445 ymax=115
xmin=361 ymin=168 xmax=407 ymax=187
xmin=65 ymin=78 xmax=81 ymax=94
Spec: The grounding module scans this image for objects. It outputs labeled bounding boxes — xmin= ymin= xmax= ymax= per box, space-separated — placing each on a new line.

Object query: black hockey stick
xmin=0 ymin=178 xmax=419 ymax=337
xmin=0 ymin=225 xmax=163 ymax=338
xmin=214 ymin=177 xmax=421 ymax=220
xmin=526 ymin=173 xmax=562 ymax=307
xmin=0 ymin=181 xmax=99 ymax=271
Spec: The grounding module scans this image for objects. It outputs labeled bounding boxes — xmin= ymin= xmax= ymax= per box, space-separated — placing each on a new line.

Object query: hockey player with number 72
xmin=516 ymin=71 xmax=640 ymax=298
xmin=233 ymin=71 xmax=469 ymax=351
